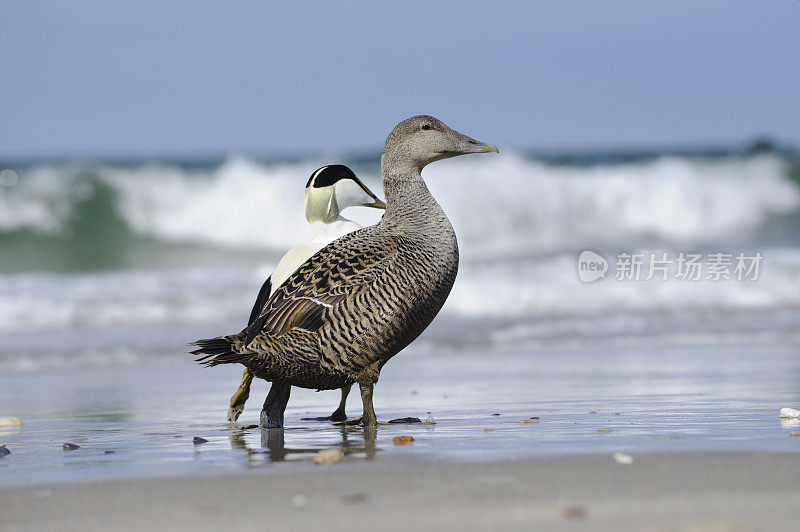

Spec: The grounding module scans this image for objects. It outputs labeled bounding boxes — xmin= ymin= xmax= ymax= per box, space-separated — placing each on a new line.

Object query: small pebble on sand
xmin=63 ymin=443 xmax=80 ymax=451
xmin=560 ymin=503 xmax=586 ymax=519
xmin=313 ymin=448 xmax=343 ymax=464
xmin=0 ymin=417 xmax=22 ymax=428
xmin=520 ymin=417 xmax=540 ymax=424
xmin=291 ymin=494 xmax=308 ymax=508
xmin=393 ymin=436 xmax=415 ymax=445
xmin=0 ymin=445 xmax=10 ymax=457
xmin=779 ymin=408 xmax=800 ymax=419
xmin=193 ymin=437 xmax=209 ymax=445
xmin=104 ymin=450 xmax=115 ymax=454
xmin=597 ymin=428 xmax=613 ymax=433
xmin=613 ymin=452 xmax=634 ymax=464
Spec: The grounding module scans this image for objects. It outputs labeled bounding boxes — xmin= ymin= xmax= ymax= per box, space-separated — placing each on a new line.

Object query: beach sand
xmin=2 ymin=452 xmax=800 ymax=531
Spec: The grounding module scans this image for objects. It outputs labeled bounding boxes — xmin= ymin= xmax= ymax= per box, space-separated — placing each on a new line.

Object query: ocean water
xmin=1 ymin=149 xmax=800 ymax=371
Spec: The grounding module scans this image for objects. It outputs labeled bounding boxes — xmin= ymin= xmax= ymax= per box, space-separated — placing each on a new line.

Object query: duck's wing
xmin=247 ymin=276 xmax=272 ymax=326
xmin=244 ymin=233 xmax=399 ymax=345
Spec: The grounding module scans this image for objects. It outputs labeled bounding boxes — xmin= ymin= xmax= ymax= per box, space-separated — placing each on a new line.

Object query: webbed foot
xmin=301 ymin=408 xmax=347 ymax=423
xmin=342 ymin=415 xmax=364 ymax=426
xmin=227 ymin=403 xmax=246 ymax=423
xmin=300 ymin=386 xmax=350 ymax=423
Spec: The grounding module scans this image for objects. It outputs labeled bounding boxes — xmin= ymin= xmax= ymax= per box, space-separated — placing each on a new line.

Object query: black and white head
xmin=383 ymin=115 xmax=498 ymax=172
xmin=303 ymin=164 xmax=386 ymax=224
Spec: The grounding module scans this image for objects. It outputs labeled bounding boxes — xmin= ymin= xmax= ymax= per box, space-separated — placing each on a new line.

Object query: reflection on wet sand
xmin=230 ymin=425 xmax=378 ymax=464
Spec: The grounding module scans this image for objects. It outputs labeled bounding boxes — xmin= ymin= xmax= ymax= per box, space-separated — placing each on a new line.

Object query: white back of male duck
xmin=193 ymin=116 xmax=497 ymax=413
xmin=267 ymin=165 xmax=385 ymax=298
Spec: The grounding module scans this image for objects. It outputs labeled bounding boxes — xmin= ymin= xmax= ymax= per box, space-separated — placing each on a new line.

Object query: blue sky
xmin=1 ymin=1 xmax=798 ymax=157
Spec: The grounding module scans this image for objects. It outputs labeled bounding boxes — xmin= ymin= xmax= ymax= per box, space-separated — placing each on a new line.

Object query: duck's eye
xmin=421 ymin=124 xmax=431 ymax=130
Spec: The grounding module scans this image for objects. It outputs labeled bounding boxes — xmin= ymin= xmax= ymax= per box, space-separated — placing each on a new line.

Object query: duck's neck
xmin=381 ymin=153 xmax=441 ymax=225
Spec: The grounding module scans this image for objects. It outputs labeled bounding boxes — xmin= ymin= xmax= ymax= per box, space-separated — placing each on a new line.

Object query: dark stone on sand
xmin=193 ymin=437 xmax=209 ymax=445
xmin=63 ymin=443 xmax=80 ymax=451
xmin=492 ymin=413 xmax=500 ymax=416
xmin=0 ymin=445 xmax=10 ymax=457
xmin=388 ymin=417 xmax=422 ymax=424
xmin=342 ymin=492 xmax=369 ymax=504
xmin=104 ymin=450 xmax=115 ymax=454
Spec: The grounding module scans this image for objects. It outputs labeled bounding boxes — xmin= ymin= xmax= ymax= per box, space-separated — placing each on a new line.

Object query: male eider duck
xmin=227 ymin=164 xmax=386 ymax=422
xmin=193 ymin=116 xmax=497 ymax=427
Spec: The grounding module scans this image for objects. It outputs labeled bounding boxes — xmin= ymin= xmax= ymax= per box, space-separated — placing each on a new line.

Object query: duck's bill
xmin=459 ymin=133 xmax=499 ymax=154
xmin=355 ymin=178 xmax=387 ymax=209
xmin=439 ymin=131 xmax=499 ymax=157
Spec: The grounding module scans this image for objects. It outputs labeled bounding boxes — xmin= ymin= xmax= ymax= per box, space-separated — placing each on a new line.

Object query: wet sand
xmin=2 ymin=451 xmax=800 ymax=531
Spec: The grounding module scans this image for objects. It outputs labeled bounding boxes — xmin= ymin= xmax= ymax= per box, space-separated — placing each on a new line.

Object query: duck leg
xmin=345 ymin=383 xmax=377 ymax=426
xmin=260 ymin=381 xmax=292 ymax=428
xmin=227 ymin=368 xmax=254 ymax=422
xmin=301 ymin=384 xmax=352 ymax=422
xmin=360 ymin=383 xmax=378 ymax=426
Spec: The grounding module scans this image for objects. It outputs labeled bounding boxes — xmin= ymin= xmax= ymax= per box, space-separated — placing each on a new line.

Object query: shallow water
xmin=1 ymin=343 xmax=799 ymax=488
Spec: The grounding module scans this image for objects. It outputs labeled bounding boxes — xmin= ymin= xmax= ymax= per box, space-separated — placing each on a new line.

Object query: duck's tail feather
xmin=190 ymin=333 xmax=248 ymax=367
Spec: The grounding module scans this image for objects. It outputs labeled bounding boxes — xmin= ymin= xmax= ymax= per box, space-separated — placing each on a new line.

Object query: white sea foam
xmin=100 ymin=153 xmax=800 ymax=255
xmin=0 ymin=268 xmax=260 ymax=333
xmin=0 ymin=164 xmax=90 ymax=234
xmin=100 ymin=157 xmax=338 ymax=249
xmin=2 ymin=247 xmax=800 ymax=334
xmin=446 ymin=248 xmax=800 ymax=318
xmin=425 ymin=153 xmax=799 ymax=258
